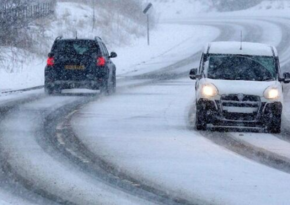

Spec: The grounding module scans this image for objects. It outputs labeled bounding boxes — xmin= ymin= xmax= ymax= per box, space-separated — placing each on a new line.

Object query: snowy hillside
xmin=250 ymin=0 xmax=290 ymax=10
xmin=0 ymin=1 xmax=218 ymax=91
xmin=0 ymin=1 xmax=145 ymax=90
xmin=34 ymin=2 xmax=145 ymax=55
xmin=149 ymin=0 xmax=213 ymax=20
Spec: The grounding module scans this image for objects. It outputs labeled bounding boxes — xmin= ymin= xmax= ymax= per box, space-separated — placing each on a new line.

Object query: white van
xmin=190 ymin=42 xmax=290 ymax=133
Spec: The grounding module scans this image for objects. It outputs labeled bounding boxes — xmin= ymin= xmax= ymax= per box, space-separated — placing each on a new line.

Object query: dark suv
xmin=45 ymin=36 xmax=117 ymax=95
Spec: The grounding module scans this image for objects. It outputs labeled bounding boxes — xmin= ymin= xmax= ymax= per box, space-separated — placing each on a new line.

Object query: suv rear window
xmin=52 ymin=40 xmax=99 ymax=56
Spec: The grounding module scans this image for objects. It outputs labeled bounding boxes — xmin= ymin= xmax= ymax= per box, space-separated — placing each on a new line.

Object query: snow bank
xmin=0 ymin=48 xmax=44 ymax=91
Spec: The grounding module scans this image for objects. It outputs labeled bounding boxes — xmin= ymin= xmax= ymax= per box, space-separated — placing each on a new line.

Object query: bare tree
xmin=0 ymin=0 xmax=56 ymax=47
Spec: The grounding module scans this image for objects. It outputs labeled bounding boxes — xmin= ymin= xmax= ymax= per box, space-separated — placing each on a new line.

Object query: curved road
xmin=1 ymin=14 xmax=290 ymax=205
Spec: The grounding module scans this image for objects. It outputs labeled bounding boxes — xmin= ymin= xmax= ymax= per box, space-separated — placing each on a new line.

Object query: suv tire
xmin=45 ymin=87 xmax=53 ymax=95
xmin=100 ymin=79 xmax=110 ymax=95
xmin=112 ymin=73 xmax=116 ymax=93
xmin=45 ymin=85 xmax=61 ymax=95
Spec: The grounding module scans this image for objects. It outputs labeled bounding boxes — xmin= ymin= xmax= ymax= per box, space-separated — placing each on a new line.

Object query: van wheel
xmin=267 ymin=114 xmax=281 ymax=134
xmin=196 ymin=108 xmax=207 ymax=131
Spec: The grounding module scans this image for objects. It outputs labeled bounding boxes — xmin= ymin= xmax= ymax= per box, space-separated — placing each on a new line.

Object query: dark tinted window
xmin=52 ymin=40 xmax=99 ymax=56
xmin=99 ymin=42 xmax=109 ymax=56
xmin=206 ymin=55 xmax=277 ymax=81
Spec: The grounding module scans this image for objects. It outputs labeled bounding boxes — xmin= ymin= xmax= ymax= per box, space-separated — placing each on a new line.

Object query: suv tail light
xmin=97 ymin=57 xmax=106 ymax=66
xmin=47 ymin=57 xmax=54 ymax=66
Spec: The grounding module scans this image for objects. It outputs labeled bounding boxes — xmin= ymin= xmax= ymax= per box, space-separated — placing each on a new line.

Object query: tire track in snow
xmin=0 ymin=22 xmax=226 ymax=205
xmin=0 ymin=16 xmax=285 ymax=205
xmin=0 ymin=96 xmax=80 ymax=205
xmin=42 ymin=104 xmax=208 ymax=205
xmin=51 ymin=18 xmax=271 ymax=205
xmin=30 ymin=21 xmax=240 ymax=205
xmin=187 ymin=103 xmax=290 ymax=175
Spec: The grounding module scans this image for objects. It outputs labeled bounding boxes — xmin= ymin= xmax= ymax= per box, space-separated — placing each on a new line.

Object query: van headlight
xmin=201 ymin=84 xmax=218 ymax=98
xmin=264 ymin=87 xmax=279 ymax=99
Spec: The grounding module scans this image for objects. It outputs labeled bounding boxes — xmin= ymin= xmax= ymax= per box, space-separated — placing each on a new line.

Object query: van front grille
xmin=220 ymin=94 xmax=261 ymax=121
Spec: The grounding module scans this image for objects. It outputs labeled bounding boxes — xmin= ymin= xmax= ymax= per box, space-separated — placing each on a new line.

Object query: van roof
xmin=204 ymin=41 xmax=278 ymax=57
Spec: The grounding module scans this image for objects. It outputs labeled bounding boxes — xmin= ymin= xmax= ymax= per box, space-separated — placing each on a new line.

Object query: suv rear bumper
xmin=45 ymin=80 xmax=103 ymax=90
xmin=197 ymin=99 xmax=282 ymax=128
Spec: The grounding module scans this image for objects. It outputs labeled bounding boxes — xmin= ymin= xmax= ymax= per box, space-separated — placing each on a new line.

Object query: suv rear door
xmin=52 ymin=40 xmax=100 ymax=81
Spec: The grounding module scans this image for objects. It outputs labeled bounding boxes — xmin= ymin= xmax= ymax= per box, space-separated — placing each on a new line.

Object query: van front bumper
xmin=197 ymin=98 xmax=282 ymax=128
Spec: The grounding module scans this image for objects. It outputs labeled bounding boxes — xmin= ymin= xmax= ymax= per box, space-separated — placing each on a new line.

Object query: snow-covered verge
xmin=0 ymin=48 xmax=45 ymax=91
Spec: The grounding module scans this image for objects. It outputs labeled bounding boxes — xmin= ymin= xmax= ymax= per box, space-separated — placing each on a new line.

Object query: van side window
xmin=199 ymin=54 xmax=204 ymax=74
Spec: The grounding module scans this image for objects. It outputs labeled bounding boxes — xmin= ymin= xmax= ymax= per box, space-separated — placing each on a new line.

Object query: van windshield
xmin=205 ymin=55 xmax=277 ymax=81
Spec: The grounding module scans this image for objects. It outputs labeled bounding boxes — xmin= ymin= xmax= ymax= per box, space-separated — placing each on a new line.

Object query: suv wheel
xmin=45 ymin=87 xmax=53 ymax=95
xmin=112 ymin=73 xmax=116 ymax=93
xmin=267 ymin=114 xmax=282 ymax=134
xmin=100 ymin=79 xmax=110 ymax=95
xmin=45 ymin=85 xmax=61 ymax=95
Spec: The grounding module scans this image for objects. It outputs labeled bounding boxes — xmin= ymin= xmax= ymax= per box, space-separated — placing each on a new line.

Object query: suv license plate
xmin=65 ymin=65 xmax=85 ymax=70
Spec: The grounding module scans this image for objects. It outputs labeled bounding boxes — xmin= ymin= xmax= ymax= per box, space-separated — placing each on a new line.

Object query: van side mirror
xmin=109 ymin=52 xmax=117 ymax=58
xmin=284 ymin=72 xmax=290 ymax=84
xmin=189 ymin=68 xmax=198 ymax=80
xmin=48 ymin=52 xmax=54 ymax=58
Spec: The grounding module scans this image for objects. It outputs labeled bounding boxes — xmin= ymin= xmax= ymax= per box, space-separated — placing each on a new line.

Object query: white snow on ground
xmin=0 ymin=89 xmax=44 ymax=106
xmin=70 ymin=9 xmax=290 ymax=205
xmin=114 ymin=24 xmax=219 ymax=76
xmin=3 ymin=1 xmax=290 ymax=204
xmin=233 ymin=132 xmax=290 ymax=159
xmin=0 ymin=48 xmax=45 ymax=92
xmin=0 ymin=191 xmax=37 ymax=205
xmin=72 ymin=79 xmax=290 ymax=205
xmin=0 ymin=96 xmax=154 ymax=205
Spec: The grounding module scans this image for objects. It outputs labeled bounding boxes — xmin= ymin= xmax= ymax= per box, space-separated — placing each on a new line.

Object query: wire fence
xmin=0 ymin=0 xmax=56 ymax=46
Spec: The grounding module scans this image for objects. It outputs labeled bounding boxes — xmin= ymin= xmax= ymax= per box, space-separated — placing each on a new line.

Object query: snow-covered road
xmin=1 ymin=13 xmax=290 ymax=205
xmin=72 ymin=79 xmax=290 ymax=205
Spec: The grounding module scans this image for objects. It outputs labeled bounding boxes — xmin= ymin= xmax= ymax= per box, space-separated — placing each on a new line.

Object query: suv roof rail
xmin=55 ymin=35 xmax=63 ymax=41
xmin=270 ymin=46 xmax=276 ymax=57
xmin=95 ymin=36 xmax=102 ymax=41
